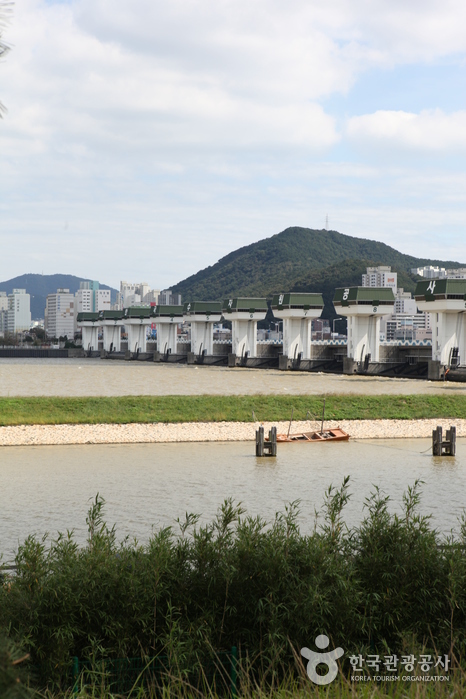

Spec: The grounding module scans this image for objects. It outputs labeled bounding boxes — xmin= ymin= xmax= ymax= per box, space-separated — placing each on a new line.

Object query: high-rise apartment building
xmin=0 ymin=292 xmax=8 ymax=333
xmin=159 ymin=289 xmax=182 ymax=305
xmin=394 ymin=289 xmax=417 ymax=315
xmin=118 ymin=281 xmax=180 ymax=309
xmin=380 ymin=288 xmax=431 ymax=341
xmin=45 ymin=289 xmax=75 ymax=339
xmin=119 ymin=281 xmax=163 ymax=308
xmin=7 ymin=289 xmax=31 ymax=333
xmin=411 ymin=265 xmax=466 ymax=280
xmin=75 ymin=281 xmax=111 ymax=314
xmin=362 ymin=266 xmax=397 ymax=290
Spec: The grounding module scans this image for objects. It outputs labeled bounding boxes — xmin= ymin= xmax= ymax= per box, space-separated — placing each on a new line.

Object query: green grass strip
xmin=0 ymin=394 xmax=465 ymax=426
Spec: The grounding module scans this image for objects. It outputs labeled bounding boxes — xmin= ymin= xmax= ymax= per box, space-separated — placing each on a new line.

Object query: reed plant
xmin=1 ymin=481 xmax=466 ymax=694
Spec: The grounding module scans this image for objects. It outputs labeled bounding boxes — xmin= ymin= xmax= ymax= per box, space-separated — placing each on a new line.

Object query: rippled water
xmin=2 ymin=439 xmax=465 ymax=558
xmin=1 ymin=357 xmax=465 ymax=396
xmin=1 ymin=360 xmax=465 ymax=560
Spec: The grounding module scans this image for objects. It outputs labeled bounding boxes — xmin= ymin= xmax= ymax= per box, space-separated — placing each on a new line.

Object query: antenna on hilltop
xmin=325 ymin=214 xmax=329 ymax=231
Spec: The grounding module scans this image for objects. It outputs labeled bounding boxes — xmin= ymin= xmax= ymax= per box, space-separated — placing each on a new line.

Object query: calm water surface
xmin=2 ymin=439 xmax=465 ymax=559
xmin=1 ymin=357 xmax=466 ymax=396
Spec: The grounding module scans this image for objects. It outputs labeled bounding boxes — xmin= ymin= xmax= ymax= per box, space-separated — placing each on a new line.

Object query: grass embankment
xmin=0 ymin=394 xmax=465 ymax=426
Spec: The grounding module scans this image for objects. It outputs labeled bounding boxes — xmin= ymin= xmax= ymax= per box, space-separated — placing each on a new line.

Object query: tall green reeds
xmin=1 ymin=482 xmax=466 ymax=693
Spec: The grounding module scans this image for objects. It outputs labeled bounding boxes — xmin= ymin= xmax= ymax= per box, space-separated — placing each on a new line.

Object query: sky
xmin=1 ymin=0 xmax=466 ymax=290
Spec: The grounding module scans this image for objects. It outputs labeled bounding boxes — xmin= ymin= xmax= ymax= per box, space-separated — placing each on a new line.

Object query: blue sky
xmin=1 ymin=0 xmax=466 ymax=289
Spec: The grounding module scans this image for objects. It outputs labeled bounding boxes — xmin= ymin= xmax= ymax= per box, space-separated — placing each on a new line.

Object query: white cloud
xmin=1 ymin=0 xmax=466 ymax=286
xmin=347 ymin=109 xmax=466 ymax=152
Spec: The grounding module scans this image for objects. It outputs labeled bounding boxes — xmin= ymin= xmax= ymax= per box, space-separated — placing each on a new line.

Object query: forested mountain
xmin=172 ymin=227 xmax=463 ymax=319
xmin=0 ymin=274 xmax=117 ymax=320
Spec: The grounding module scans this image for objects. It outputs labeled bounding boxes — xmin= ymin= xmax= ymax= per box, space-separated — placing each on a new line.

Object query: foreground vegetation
xmin=1 ymin=483 xmax=466 ymax=696
xmin=5 ymin=676 xmax=466 ymax=699
xmin=0 ymin=393 xmax=466 ymax=426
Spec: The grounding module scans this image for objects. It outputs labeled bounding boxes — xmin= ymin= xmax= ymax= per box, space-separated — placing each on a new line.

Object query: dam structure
xmin=222 ymin=298 xmax=270 ymax=367
xmin=271 ymin=293 xmax=327 ymax=371
xmin=183 ymin=302 xmax=223 ymax=365
xmin=333 ymin=286 xmax=396 ymax=374
xmin=75 ymin=284 xmax=466 ymax=380
xmin=415 ymin=278 xmax=466 ymax=380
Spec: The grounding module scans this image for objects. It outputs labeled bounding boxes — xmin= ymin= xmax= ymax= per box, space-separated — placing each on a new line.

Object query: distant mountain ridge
xmin=0 ymin=274 xmax=118 ymax=320
xmin=171 ymin=227 xmax=464 ymax=319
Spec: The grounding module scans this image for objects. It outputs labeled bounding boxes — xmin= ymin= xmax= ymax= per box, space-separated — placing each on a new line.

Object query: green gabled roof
xmin=124 ymin=306 xmax=153 ymax=319
xmin=183 ymin=301 xmax=223 ymax=315
xmin=333 ymin=286 xmax=395 ymax=305
xmin=99 ymin=310 xmax=125 ymax=320
xmin=222 ymin=297 xmax=268 ymax=313
xmin=152 ymin=305 xmax=184 ymax=317
xmin=76 ymin=312 xmax=99 ymax=322
xmin=271 ymin=292 xmax=324 ymax=310
xmin=415 ymin=279 xmax=466 ymax=300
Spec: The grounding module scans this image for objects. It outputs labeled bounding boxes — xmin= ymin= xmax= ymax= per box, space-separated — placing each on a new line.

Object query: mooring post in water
xmin=255 ymin=425 xmax=277 ymax=457
xmin=432 ymin=426 xmax=442 ymax=456
xmin=446 ymin=426 xmax=456 ymax=456
xmin=256 ymin=426 xmax=265 ymax=456
xmin=269 ymin=427 xmax=277 ymax=456
xmin=432 ymin=425 xmax=456 ymax=456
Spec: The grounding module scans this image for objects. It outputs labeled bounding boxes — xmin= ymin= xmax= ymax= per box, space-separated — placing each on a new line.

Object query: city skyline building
xmin=118 ymin=281 xmax=179 ymax=308
xmin=411 ymin=265 xmax=466 ymax=279
xmin=362 ymin=265 xmax=397 ymax=290
xmin=7 ymin=289 xmax=31 ymax=334
xmin=45 ymin=288 xmax=75 ymax=339
xmin=75 ymin=281 xmax=111 ymax=314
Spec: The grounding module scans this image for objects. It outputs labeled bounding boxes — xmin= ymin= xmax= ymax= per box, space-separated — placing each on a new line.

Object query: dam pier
xmin=73 ymin=282 xmax=466 ymax=382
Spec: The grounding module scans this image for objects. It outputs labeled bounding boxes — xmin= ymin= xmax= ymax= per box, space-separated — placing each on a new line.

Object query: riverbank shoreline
xmin=1 ymin=418 xmax=465 ymax=446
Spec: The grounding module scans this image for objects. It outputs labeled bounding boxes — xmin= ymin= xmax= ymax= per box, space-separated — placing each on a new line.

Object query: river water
xmin=1 ymin=359 xmax=465 ymax=560
xmin=2 ymin=439 xmax=465 ymax=559
xmin=1 ymin=357 xmax=466 ymax=396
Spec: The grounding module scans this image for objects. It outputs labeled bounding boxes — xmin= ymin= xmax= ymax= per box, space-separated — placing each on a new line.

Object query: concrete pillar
xmin=429 ymin=310 xmax=466 ymax=364
xmin=334 ymin=287 xmax=395 ymax=364
xmin=222 ymin=298 xmax=268 ymax=359
xmin=156 ymin=321 xmax=178 ymax=354
xmin=152 ymin=305 xmax=184 ymax=355
xmin=231 ymin=319 xmax=258 ymax=358
xmin=183 ymin=302 xmax=222 ymax=356
xmin=102 ymin=323 xmax=121 ymax=352
xmin=77 ymin=313 xmax=101 ymax=351
xmin=271 ymin=293 xmax=324 ymax=360
xmin=191 ymin=322 xmax=214 ymax=355
xmin=122 ymin=307 xmax=158 ymax=354
xmin=81 ymin=324 xmax=99 ymax=351
xmin=415 ymin=279 xmax=466 ymax=367
xmin=127 ymin=322 xmax=147 ymax=353
xmin=346 ymin=314 xmax=381 ymax=362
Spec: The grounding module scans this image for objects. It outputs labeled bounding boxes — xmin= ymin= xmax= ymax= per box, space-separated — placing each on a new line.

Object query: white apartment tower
xmin=0 ymin=293 xmax=8 ymax=335
xmin=362 ymin=266 xmax=397 ymax=290
xmin=75 ymin=281 xmax=111 ymax=314
xmin=7 ymin=289 xmax=31 ymax=333
xmin=45 ymin=289 xmax=75 ymax=339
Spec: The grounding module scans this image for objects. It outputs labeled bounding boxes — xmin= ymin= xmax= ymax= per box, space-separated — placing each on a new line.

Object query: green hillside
xmin=172 ymin=227 xmax=462 ymax=317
